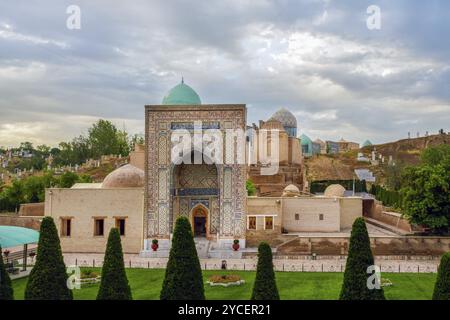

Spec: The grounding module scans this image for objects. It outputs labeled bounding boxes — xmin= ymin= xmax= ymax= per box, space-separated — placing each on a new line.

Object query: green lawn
xmin=12 ymin=269 xmax=437 ymax=300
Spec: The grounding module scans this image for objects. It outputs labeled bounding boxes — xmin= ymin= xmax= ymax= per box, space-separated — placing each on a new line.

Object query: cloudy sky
xmin=0 ymin=0 xmax=449 ymax=147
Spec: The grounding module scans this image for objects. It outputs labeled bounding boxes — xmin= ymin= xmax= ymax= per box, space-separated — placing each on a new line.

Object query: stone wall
xmin=339 ymin=198 xmax=363 ymax=230
xmin=364 ymin=201 xmax=412 ymax=232
xmin=19 ymin=203 xmax=45 ymax=216
xmin=0 ymin=215 xmax=42 ymax=230
xmin=282 ymin=198 xmax=341 ymax=232
xmin=276 ymin=236 xmax=450 ymax=256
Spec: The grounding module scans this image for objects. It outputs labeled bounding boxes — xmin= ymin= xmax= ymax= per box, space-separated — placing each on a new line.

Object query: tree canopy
xmin=401 ymin=145 xmax=450 ymax=233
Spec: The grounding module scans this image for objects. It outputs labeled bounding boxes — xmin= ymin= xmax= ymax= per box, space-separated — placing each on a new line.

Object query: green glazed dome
xmin=300 ymin=134 xmax=312 ymax=145
xmin=362 ymin=140 xmax=373 ymax=147
xmin=162 ymin=79 xmax=202 ymax=105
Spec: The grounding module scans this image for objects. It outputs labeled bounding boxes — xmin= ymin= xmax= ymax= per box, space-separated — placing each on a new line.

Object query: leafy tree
xmin=340 ymin=217 xmax=385 ymax=300
xmin=251 ymin=242 xmax=279 ymax=300
xmin=19 ymin=142 xmax=33 ymax=152
xmin=433 ymin=252 xmax=450 ymax=300
xmin=23 ymin=176 xmax=46 ymax=203
xmin=421 ymin=144 xmax=450 ymax=167
xmin=36 ymin=144 xmax=51 ymax=157
xmin=116 ymin=129 xmax=131 ymax=156
xmin=58 ymin=171 xmax=80 ymax=188
xmin=50 ymin=147 xmax=61 ymax=156
xmin=97 ymin=228 xmax=132 ymax=300
xmin=401 ymin=164 xmax=449 ymax=232
xmin=0 ymin=246 xmax=13 ymax=300
xmin=88 ymin=120 xmax=121 ymax=158
xmin=25 ymin=217 xmax=73 ymax=300
xmin=246 ymin=180 xmax=256 ymax=196
xmin=0 ymin=180 xmax=25 ymax=212
xmin=160 ymin=216 xmax=205 ymax=300
xmin=385 ymin=162 xmax=405 ymax=191
xmin=53 ymin=135 xmax=91 ymax=166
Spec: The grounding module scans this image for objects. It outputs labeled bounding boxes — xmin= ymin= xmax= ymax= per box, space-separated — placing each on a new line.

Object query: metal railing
xmin=67 ymin=258 xmax=439 ymax=273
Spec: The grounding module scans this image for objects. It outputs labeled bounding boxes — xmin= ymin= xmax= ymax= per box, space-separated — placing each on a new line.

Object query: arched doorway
xmin=171 ymin=150 xmax=219 ymax=237
xmin=190 ymin=204 xmax=209 ymax=238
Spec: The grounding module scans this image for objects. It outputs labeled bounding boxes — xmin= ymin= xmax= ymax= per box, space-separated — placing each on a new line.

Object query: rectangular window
xmin=295 ymin=214 xmax=300 ymax=221
xmin=61 ymin=218 xmax=71 ymax=237
xmin=116 ymin=218 xmax=126 ymax=236
xmin=265 ymin=216 xmax=274 ymax=230
xmin=319 ymin=214 xmax=324 ymax=221
xmin=248 ymin=216 xmax=256 ymax=230
xmin=94 ymin=218 xmax=104 ymax=236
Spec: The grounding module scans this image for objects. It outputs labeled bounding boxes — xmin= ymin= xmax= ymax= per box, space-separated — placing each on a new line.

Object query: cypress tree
xmin=97 ymin=228 xmax=132 ymax=300
xmin=0 ymin=246 xmax=14 ymax=300
xmin=432 ymin=252 xmax=450 ymax=300
xmin=160 ymin=216 xmax=205 ymax=300
xmin=340 ymin=217 xmax=385 ymax=300
xmin=25 ymin=217 xmax=73 ymax=300
xmin=251 ymin=242 xmax=280 ymax=300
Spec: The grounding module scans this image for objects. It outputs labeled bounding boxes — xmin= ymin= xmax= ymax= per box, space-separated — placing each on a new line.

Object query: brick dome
xmin=324 ymin=184 xmax=345 ymax=197
xmin=282 ymin=184 xmax=300 ymax=197
xmin=102 ymin=164 xmax=144 ymax=188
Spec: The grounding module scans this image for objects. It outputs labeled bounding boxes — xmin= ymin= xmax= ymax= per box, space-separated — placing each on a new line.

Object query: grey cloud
xmin=0 ymin=0 xmax=449 ymax=147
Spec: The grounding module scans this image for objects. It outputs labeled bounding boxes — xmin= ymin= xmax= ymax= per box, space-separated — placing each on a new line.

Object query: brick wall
xmin=276 ymin=236 xmax=450 ymax=256
xmin=0 ymin=215 xmax=42 ymax=230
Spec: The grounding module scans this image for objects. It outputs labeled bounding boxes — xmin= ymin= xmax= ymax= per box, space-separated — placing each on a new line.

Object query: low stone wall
xmin=246 ymin=228 xmax=285 ymax=247
xmin=276 ymin=236 xmax=450 ymax=256
xmin=19 ymin=203 xmax=45 ymax=216
xmin=0 ymin=215 xmax=42 ymax=230
xmin=364 ymin=202 xmax=412 ymax=232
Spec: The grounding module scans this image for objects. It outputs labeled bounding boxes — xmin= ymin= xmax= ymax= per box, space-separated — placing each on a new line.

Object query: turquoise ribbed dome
xmin=362 ymin=140 xmax=373 ymax=147
xmin=162 ymin=79 xmax=201 ymax=105
xmin=300 ymin=134 xmax=312 ymax=145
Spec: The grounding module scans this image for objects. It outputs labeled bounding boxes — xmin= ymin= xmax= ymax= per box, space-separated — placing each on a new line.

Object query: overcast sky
xmin=1 ymin=0 xmax=449 ymax=147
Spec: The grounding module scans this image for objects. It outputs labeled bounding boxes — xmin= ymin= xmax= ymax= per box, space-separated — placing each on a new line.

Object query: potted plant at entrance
xmin=151 ymin=239 xmax=159 ymax=251
xmin=232 ymin=240 xmax=240 ymax=251
xmin=3 ymin=249 xmax=10 ymax=263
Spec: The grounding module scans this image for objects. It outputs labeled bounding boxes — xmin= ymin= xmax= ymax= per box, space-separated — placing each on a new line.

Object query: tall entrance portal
xmin=144 ymin=90 xmax=248 ymax=254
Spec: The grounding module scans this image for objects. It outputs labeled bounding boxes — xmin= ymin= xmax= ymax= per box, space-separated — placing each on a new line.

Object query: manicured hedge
xmin=369 ymin=184 xmax=403 ymax=208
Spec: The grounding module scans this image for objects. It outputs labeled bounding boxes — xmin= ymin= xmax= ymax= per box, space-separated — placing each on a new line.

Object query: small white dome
xmin=324 ymin=184 xmax=345 ymax=197
xmin=102 ymin=164 xmax=144 ymax=188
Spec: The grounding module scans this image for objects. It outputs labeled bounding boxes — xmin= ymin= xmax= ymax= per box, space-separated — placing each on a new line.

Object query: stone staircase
xmin=194 ymin=238 xmax=211 ymax=258
xmin=364 ymin=217 xmax=412 ymax=236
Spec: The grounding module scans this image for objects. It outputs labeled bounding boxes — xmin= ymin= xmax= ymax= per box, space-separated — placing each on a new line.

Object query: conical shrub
xmin=433 ymin=252 xmax=450 ymax=300
xmin=160 ymin=216 xmax=205 ymax=300
xmin=251 ymin=242 xmax=279 ymax=300
xmin=25 ymin=217 xmax=73 ymax=300
xmin=97 ymin=228 xmax=132 ymax=300
xmin=340 ymin=217 xmax=385 ymax=300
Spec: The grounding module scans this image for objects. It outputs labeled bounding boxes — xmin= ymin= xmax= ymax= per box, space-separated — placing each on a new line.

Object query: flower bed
xmin=76 ymin=270 xmax=101 ymax=286
xmin=381 ymin=278 xmax=393 ymax=287
xmin=206 ymin=274 xmax=245 ymax=287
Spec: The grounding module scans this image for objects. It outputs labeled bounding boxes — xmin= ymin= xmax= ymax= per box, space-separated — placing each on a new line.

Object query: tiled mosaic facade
xmin=145 ymin=105 xmax=247 ymax=240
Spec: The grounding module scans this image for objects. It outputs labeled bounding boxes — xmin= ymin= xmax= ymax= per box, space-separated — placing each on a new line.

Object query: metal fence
xmin=67 ymin=258 xmax=439 ymax=273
